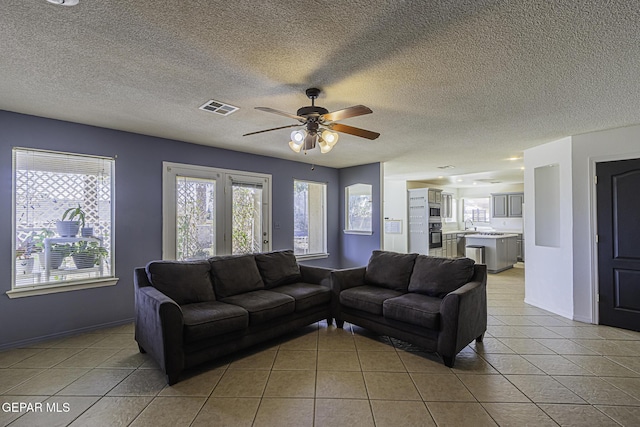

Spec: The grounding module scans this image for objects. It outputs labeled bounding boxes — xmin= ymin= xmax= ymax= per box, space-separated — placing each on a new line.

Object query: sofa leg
xmin=138 ymin=344 xmax=146 ymax=354
xmin=336 ymin=319 xmax=344 ymax=329
xmin=476 ymin=333 xmax=485 ymax=343
xmin=442 ymin=355 xmax=455 ymax=368
xmin=166 ymin=372 xmax=180 ymax=386
xmin=326 ymin=317 xmax=333 ymax=326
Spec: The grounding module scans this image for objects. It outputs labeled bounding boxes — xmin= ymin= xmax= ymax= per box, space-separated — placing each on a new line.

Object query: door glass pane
xmin=232 ymin=182 xmax=263 ymax=254
xmin=175 ymin=176 xmax=215 ymax=260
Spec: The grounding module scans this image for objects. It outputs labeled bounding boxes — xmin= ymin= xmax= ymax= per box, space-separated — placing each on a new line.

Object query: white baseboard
xmin=524 ymin=297 xmax=573 ymax=320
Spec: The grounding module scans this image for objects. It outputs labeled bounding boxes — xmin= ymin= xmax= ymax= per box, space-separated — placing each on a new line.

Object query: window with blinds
xmin=12 ymin=148 xmax=115 ymax=293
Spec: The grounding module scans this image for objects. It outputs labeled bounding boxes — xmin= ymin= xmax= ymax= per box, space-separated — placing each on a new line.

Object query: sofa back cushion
xmin=364 ymin=250 xmax=418 ymax=292
xmin=146 ymin=260 xmax=216 ymax=305
xmin=408 ymin=256 xmax=475 ymax=297
xmin=209 ymin=254 xmax=265 ymax=298
xmin=255 ymin=250 xmax=302 ymax=289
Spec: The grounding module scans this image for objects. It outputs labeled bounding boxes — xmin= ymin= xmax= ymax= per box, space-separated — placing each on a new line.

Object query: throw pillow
xmin=145 ymin=260 xmax=216 ymax=305
xmin=255 ymin=250 xmax=302 ymax=288
xmin=364 ymin=250 xmax=418 ymax=292
xmin=209 ymin=254 xmax=265 ymax=298
xmin=408 ymin=256 xmax=475 ymax=297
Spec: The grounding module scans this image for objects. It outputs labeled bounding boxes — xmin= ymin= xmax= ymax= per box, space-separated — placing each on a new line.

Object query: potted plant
xmin=57 ymin=205 xmax=86 ymax=237
xmin=70 ymin=240 xmax=108 ymax=269
xmin=49 ymin=243 xmax=73 ymax=270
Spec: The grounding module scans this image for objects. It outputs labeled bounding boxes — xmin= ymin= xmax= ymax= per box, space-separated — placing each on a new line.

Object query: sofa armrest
xmin=329 ymin=267 xmax=366 ymax=324
xmin=134 ymin=268 xmax=184 ymax=383
xmin=299 ymin=264 xmax=333 ymax=288
xmin=330 ymin=267 xmax=366 ymax=292
xmin=437 ymin=264 xmax=487 ymax=359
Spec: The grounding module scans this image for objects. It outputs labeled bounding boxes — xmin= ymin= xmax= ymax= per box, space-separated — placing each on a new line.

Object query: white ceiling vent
xmin=199 ymin=100 xmax=239 ymax=116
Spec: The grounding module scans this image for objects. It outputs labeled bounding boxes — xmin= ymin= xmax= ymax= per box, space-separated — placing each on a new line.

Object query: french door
xmin=163 ymin=162 xmax=271 ymax=260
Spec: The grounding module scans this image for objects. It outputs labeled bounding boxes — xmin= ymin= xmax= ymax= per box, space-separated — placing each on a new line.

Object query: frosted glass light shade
xmin=318 ymin=139 xmax=334 ymax=153
xmin=289 ymin=140 xmax=303 ymax=153
xmin=321 ymin=130 xmax=339 ymax=146
xmin=291 ymin=129 xmax=306 ymax=143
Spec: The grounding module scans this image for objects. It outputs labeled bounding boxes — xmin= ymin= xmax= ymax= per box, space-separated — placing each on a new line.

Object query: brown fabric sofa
xmin=331 ymin=250 xmax=487 ymax=367
xmin=134 ymin=250 xmax=332 ymax=384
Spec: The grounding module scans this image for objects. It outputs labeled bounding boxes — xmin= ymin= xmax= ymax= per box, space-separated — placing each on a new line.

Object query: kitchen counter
xmin=463 ymin=233 xmax=519 ymax=239
xmin=442 ymin=230 xmax=477 ymax=235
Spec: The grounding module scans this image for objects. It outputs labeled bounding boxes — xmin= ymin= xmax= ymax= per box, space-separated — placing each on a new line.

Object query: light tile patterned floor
xmin=1 ymin=265 xmax=640 ymax=426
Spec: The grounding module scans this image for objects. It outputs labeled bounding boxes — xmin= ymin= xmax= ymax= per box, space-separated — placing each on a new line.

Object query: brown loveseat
xmin=331 ymin=250 xmax=487 ymax=367
xmin=134 ymin=250 xmax=332 ymax=384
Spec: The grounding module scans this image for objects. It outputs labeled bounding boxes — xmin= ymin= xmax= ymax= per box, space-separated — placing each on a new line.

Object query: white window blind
xmin=12 ymin=148 xmax=115 ymax=293
xmin=293 ymin=180 xmax=327 ymax=257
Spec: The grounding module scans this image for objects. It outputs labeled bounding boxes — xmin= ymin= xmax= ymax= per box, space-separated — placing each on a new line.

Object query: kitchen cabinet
xmin=492 ymin=194 xmax=508 ymax=217
xmin=456 ymin=233 xmax=466 ymax=257
xmin=491 ymin=192 xmax=523 ymax=218
xmin=428 ymin=248 xmax=442 ymax=257
xmin=441 ymin=233 xmax=463 ymax=258
xmin=508 ymin=194 xmax=524 ymax=217
xmin=516 ymin=233 xmax=525 ymax=262
xmin=442 ymin=193 xmax=453 ymax=219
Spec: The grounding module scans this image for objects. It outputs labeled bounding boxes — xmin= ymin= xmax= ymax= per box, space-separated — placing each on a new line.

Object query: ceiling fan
xmin=243 ymin=88 xmax=380 ymax=154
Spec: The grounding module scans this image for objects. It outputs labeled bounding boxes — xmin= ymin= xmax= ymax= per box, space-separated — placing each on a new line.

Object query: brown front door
xmin=597 ymin=158 xmax=640 ymax=332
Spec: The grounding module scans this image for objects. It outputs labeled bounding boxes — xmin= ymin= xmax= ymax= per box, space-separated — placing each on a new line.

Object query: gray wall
xmin=0 ymin=110 xmax=379 ymax=348
xmin=339 ymin=163 xmax=382 ymax=268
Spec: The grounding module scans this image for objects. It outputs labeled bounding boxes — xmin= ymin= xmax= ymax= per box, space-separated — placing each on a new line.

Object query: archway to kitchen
xmin=383 ymin=177 xmax=525 ymax=275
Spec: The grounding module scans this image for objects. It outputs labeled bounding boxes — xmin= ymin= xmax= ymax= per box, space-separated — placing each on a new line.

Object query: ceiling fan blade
xmin=321 ymin=105 xmax=373 ymax=122
xmin=328 ymin=123 xmax=380 ymax=140
xmin=243 ymin=124 xmax=301 ymax=137
xmin=255 ymin=107 xmax=306 ymax=122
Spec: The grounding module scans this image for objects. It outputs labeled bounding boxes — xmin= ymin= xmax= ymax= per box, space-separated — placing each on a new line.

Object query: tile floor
xmin=1 ymin=265 xmax=640 ymax=426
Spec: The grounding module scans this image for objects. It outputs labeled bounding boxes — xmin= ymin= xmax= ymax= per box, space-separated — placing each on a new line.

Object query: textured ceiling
xmin=2 ymin=1 xmax=640 ymax=184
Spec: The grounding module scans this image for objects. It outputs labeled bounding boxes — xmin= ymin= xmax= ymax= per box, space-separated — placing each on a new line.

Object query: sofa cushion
xmin=364 ymin=250 xmax=418 ymax=292
xmin=220 ymin=290 xmax=295 ymax=324
xmin=182 ymin=301 xmax=249 ymax=343
xmin=408 ymin=256 xmax=475 ymax=298
xmin=270 ymin=282 xmax=331 ymax=312
xmin=145 ymin=260 xmax=215 ymax=305
xmin=340 ymin=285 xmax=405 ymax=315
xmin=209 ymin=254 xmax=265 ymax=298
xmin=383 ymin=294 xmax=441 ymax=330
xmin=255 ymin=250 xmax=302 ymax=289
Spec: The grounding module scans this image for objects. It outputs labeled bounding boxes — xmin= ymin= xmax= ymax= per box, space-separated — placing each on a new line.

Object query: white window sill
xmin=295 ymin=253 xmax=329 ymax=261
xmin=343 ymin=230 xmax=373 ymax=235
xmin=6 ymin=277 xmax=119 ymax=299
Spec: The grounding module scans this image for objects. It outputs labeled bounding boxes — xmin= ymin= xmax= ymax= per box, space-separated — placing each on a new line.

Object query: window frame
xmin=162 ymin=162 xmax=272 ymax=260
xmin=8 ymin=148 xmax=118 ymax=299
xmin=293 ymin=179 xmax=328 ymax=260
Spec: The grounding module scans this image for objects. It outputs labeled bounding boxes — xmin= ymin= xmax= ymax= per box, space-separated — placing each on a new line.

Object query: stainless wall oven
xmin=429 ymin=222 xmax=442 ymax=249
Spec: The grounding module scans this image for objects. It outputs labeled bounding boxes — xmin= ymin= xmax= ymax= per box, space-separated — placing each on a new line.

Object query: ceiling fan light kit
xmin=244 ymin=88 xmax=379 ymax=155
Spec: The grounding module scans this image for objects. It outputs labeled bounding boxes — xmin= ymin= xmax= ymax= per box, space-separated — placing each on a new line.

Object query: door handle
xmin=263 ymin=240 xmax=269 ymax=244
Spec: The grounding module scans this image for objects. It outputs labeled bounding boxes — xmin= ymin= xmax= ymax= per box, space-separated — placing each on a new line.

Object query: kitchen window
xmin=9 ymin=148 xmax=117 ymax=298
xmin=463 ymin=197 xmax=490 ymax=223
xmin=293 ymin=180 xmax=327 ymax=258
